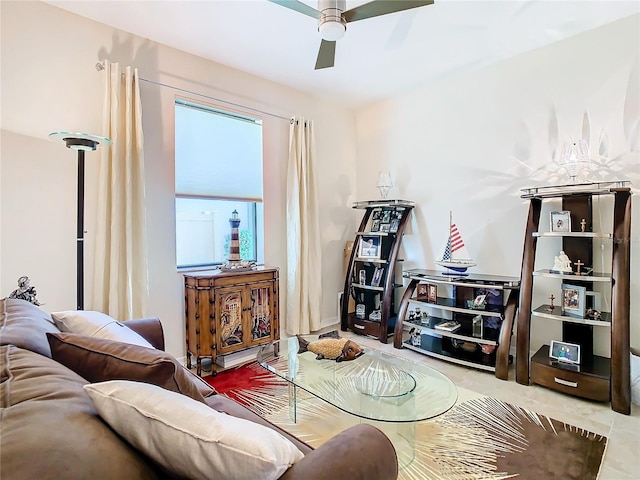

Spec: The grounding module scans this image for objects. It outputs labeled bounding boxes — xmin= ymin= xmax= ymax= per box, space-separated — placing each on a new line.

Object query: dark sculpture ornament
xmin=9 ymin=276 xmax=42 ymax=306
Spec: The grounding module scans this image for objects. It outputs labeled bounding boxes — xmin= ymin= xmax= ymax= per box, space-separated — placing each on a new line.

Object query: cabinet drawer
xmin=348 ymin=316 xmax=381 ymax=338
xmin=531 ymin=360 xmax=610 ymax=402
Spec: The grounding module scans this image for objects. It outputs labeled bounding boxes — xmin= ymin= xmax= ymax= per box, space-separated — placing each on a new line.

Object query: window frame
xmin=174 ymin=99 xmax=264 ymax=270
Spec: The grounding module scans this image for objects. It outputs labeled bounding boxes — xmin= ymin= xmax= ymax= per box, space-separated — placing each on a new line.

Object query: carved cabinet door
xmin=215 ymin=286 xmax=246 ymax=355
xmin=248 ymin=282 xmax=275 ymax=344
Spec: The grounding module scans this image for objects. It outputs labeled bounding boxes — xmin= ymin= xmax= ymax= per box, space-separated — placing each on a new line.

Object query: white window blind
xmin=175 ymin=101 xmax=263 ymax=201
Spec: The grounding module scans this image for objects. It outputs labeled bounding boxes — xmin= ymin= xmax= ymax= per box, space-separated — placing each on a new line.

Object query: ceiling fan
xmin=268 ymin=0 xmax=434 ymax=69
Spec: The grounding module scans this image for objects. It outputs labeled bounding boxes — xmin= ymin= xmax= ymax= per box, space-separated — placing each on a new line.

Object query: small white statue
xmin=552 ymin=250 xmax=572 ymax=273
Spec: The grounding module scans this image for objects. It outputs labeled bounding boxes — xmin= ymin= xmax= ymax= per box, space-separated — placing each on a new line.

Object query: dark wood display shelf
xmin=516 ymin=181 xmax=631 ymax=414
xmin=341 ymin=200 xmax=414 ymax=343
xmin=394 ymin=269 xmax=519 ymax=380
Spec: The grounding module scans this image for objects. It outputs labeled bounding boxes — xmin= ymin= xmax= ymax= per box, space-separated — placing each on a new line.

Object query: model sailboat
xmin=435 ymin=212 xmax=476 ymax=273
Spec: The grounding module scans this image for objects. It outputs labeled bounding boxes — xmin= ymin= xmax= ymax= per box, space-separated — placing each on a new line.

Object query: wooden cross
xmin=580 ymin=218 xmax=586 ymax=232
xmin=549 ymin=294 xmax=555 ymax=310
xmin=575 ymin=260 xmax=583 ymax=275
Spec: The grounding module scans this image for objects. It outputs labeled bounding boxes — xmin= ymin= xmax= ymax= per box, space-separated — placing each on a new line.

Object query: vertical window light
xmin=175 ymin=100 xmax=264 ymax=268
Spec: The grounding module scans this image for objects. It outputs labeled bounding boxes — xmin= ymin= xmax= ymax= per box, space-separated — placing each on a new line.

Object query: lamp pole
xmin=75 ymin=144 xmax=91 ymax=310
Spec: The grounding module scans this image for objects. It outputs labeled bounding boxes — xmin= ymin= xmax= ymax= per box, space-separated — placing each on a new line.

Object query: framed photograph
xmin=416 ymin=283 xmax=428 ymax=301
xmin=427 ymin=284 xmax=437 ymax=303
xmin=381 ymin=210 xmax=391 ymax=223
xmin=371 ymin=209 xmax=382 ymax=221
xmin=549 ymin=340 xmax=581 ymax=364
xmin=472 ymin=315 xmax=483 ymax=338
xmin=585 ymin=290 xmax=602 ymax=311
xmin=470 ymin=294 xmax=487 ymax=309
xmin=371 ymin=267 xmax=384 ymax=287
xmin=370 ymin=219 xmax=380 ymax=232
xmin=550 ymin=210 xmax=571 ymax=232
xmin=389 ymin=219 xmax=400 ymax=233
xmin=358 ymin=235 xmax=381 ymax=259
xmin=380 ymin=223 xmax=391 ymax=233
xmin=358 ymin=269 xmax=366 ymax=286
xmin=561 ymin=283 xmax=586 ymax=318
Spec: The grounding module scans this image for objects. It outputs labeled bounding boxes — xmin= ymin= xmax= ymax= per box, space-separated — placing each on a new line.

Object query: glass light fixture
xmin=319 ymin=19 xmax=346 ymax=41
xmin=559 ymin=139 xmax=590 ymax=183
xmin=376 ymin=171 xmax=393 ymax=199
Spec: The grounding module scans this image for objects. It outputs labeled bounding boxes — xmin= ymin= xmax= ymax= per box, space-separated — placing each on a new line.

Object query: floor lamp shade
xmin=49 ymin=132 xmax=112 ymax=310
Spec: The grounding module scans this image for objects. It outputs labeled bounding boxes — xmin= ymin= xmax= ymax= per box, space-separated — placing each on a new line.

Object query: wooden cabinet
xmin=341 ymin=200 xmax=414 ymax=343
xmin=393 ymin=269 xmax=520 ymax=380
xmin=516 ymin=181 xmax=631 ymax=414
xmin=184 ymin=267 xmax=279 ymax=376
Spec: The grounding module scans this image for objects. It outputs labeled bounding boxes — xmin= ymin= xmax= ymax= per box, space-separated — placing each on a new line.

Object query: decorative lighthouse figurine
xmin=228 ymin=210 xmax=241 ymax=264
xmin=221 ymin=210 xmax=256 ymax=271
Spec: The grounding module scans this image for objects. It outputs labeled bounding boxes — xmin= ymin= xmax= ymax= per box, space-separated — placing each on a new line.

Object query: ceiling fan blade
xmin=343 ymin=0 xmax=433 ymax=23
xmin=267 ymin=0 xmax=321 ymax=19
xmin=315 ymin=40 xmax=336 ymax=70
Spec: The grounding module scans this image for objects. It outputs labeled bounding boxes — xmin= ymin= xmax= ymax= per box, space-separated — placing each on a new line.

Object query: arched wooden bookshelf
xmin=341 ymin=200 xmax=414 ymax=343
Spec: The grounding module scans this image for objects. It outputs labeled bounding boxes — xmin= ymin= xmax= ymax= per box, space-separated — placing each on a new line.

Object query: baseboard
xmin=321 ymin=316 xmax=339 ymax=330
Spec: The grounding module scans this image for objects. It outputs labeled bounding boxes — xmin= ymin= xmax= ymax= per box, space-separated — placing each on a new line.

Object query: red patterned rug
xmin=204 ymin=361 xmax=287 ymax=403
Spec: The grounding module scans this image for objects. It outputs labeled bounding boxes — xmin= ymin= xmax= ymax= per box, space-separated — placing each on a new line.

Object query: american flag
xmin=443 ymin=224 xmax=464 ymax=260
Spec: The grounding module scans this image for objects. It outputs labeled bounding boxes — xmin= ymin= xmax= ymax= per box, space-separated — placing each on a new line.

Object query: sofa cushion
xmin=205 ymin=394 xmax=312 ymax=455
xmin=0 ymin=345 xmax=162 ymax=480
xmin=47 ymin=332 xmax=215 ymax=402
xmin=51 ymin=310 xmax=153 ymax=347
xmin=0 ymin=298 xmax=60 ymax=357
xmin=85 ymin=380 xmax=305 ymax=480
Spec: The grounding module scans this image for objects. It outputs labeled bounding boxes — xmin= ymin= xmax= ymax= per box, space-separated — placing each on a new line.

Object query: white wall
xmin=354 ymin=14 xmax=640 ymax=353
xmin=0 ymin=1 xmax=357 ymax=357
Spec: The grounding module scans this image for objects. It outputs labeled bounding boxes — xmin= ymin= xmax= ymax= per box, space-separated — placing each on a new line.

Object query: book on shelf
xmin=434 ymin=321 xmax=461 ymax=332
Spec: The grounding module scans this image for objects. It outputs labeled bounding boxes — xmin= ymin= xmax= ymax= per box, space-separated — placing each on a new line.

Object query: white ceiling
xmin=45 ymin=0 xmax=639 ymax=109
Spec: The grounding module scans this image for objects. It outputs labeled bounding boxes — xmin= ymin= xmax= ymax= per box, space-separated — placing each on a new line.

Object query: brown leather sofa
xmin=0 ymin=298 xmax=398 ymax=480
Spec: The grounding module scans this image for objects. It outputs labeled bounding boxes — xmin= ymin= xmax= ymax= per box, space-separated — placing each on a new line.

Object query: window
xmin=175 ymin=100 xmax=264 ymax=268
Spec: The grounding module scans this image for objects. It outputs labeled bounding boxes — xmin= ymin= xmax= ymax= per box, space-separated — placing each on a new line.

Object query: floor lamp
xmin=49 ymin=132 xmax=112 ymax=310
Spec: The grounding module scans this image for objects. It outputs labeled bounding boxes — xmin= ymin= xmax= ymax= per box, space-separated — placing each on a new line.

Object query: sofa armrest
xmin=279 ymin=424 xmax=398 ymax=480
xmin=125 ymin=317 xmax=165 ymax=351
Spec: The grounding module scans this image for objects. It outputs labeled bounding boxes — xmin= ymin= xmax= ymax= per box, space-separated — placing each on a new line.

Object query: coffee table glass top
xmin=257 ymin=336 xmax=457 ymax=422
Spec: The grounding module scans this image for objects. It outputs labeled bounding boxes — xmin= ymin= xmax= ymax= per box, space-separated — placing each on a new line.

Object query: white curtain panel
xmin=92 ymin=62 xmax=148 ymax=319
xmin=286 ymin=117 xmax=322 ymax=335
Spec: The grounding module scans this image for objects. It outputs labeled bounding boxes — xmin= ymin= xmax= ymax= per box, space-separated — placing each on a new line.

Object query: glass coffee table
xmin=257 ymin=336 xmax=457 ymax=464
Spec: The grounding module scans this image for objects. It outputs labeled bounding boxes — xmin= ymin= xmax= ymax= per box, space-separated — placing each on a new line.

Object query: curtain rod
xmin=95 ymin=62 xmax=290 ymax=122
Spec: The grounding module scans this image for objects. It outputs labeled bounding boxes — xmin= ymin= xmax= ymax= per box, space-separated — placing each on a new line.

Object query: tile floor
xmin=336 ymin=329 xmax=640 ymax=480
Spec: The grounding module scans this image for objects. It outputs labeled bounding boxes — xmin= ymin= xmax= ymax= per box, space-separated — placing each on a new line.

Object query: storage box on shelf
xmin=183 ymin=267 xmax=279 ymax=376
xmin=393 ymin=269 xmax=520 ymax=380
xmin=341 ymin=200 xmax=414 ymax=343
xmin=516 ymin=181 xmax=631 ymax=414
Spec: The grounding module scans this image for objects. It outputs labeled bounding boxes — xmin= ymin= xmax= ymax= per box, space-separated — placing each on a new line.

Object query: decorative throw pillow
xmin=47 ymin=332 xmax=215 ymax=402
xmin=50 ymin=310 xmax=153 ymax=348
xmin=84 ymin=380 xmax=305 ymax=480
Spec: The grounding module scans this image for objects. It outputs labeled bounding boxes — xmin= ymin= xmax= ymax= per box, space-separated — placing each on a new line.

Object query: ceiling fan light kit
xmin=318 ymin=0 xmax=347 ymax=41
xmin=269 ymin=0 xmax=434 ymax=69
